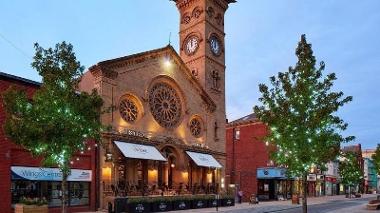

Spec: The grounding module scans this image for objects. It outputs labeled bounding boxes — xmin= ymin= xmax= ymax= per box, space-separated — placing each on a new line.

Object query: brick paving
xmin=80 ymin=194 xmax=378 ymax=213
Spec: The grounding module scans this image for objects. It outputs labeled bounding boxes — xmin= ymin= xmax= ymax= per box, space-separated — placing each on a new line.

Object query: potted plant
xmin=191 ymin=195 xmax=210 ymax=209
xmin=172 ymin=196 xmax=191 ymax=210
xmin=207 ymin=195 xmax=221 ymax=208
xmin=15 ymin=197 xmax=48 ymax=213
xmin=127 ymin=197 xmax=151 ymax=213
xmin=220 ymin=194 xmax=235 ymax=207
xmin=151 ymin=196 xmax=172 ymax=212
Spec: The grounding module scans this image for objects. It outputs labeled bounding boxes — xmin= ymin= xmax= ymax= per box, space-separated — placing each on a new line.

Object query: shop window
xmin=69 ymin=182 xmax=90 ymax=206
xmin=11 ymin=181 xmax=90 ymax=207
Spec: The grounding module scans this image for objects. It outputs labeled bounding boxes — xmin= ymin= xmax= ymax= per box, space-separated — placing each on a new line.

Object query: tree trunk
xmin=302 ymin=174 xmax=308 ymax=213
xmin=61 ymin=169 xmax=69 ymax=213
xmin=348 ymin=185 xmax=351 ymax=199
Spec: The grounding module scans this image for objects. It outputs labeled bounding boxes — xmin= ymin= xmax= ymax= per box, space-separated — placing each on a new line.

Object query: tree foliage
xmin=371 ymin=144 xmax=380 ymax=175
xmin=254 ymin=34 xmax=354 ymax=213
xmin=254 ymin=34 xmax=354 ymax=177
xmin=2 ymin=42 xmax=103 ymax=212
xmin=339 ymin=152 xmax=363 ymax=187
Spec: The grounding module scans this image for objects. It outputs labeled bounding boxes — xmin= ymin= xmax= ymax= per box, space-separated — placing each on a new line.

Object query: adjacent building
xmin=0 ymin=72 xmax=97 ymax=213
xmin=225 ymin=113 xmax=293 ymax=201
xmin=324 ymin=161 xmax=340 ymax=196
xmin=364 ymin=158 xmax=377 ymax=193
xmin=341 ymin=144 xmax=365 ymax=193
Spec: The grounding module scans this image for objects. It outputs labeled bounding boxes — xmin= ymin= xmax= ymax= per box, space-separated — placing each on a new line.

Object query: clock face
xmin=210 ymin=36 xmax=221 ymax=55
xmin=185 ymin=36 xmax=199 ymax=55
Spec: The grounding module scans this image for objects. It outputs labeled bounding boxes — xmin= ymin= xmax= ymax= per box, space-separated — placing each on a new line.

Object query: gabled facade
xmin=79 ymin=0 xmax=235 ymax=209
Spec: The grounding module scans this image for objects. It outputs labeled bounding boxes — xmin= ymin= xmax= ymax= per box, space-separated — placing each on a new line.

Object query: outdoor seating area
xmin=107 ymin=182 xmax=219 ymax=197
xmin=107 ymin=194 xmax=235 ymax=213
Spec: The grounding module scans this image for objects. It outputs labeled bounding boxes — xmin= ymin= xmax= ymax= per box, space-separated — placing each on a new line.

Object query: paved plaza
xmin=81 ymin=194 xmax=378 ymax=213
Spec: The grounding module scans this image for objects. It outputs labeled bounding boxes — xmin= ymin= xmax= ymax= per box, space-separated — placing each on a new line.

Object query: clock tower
xmin=174 ymin=0 xmax=235 ymax=151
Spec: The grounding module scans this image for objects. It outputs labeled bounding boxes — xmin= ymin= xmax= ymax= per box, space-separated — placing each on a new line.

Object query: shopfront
xmin=11 ymin=166 xmax=93 ymax=207
xmin=257 ymin=167 xmax=293 ymax=201
xmin=325 ymin=176 xmax=338 ymax=196
xmin=100 ymin=138 xmax=223 ymax=209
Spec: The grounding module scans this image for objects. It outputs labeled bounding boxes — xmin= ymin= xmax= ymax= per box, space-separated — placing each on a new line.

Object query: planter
xmin=128 ymin=202 xmax=151 ymax=213
xmin=191 ymin=199 xmax=207 ymax=209
xmin=14 ymin=204 xmax=48 ymax=213
xmin=151 ymin=200 xmax=172 ymax=212
xmin=221 ymin=198 xmax=235 ymax=206
xmin=172 ymin=200 xmax=190 ymax=210
xmin=208 ymin=199 xmax=220 ymax=208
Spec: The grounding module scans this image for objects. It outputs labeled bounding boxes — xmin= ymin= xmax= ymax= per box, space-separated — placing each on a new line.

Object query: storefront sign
xmin=11 ymin=166 xmax=92 ymax=182
xmin=257 ymin=167 xmax=286 ymax=179
xmin=317 ymin=175 xmax=324 ymax=180
xmin=114 ymin=141 xmax=167 ymax=161
xmin=121 ymin=129 xmax=145 ymax=138
xmin=307 ymin=174 xmax=316 ymax=181
xmin=186 ymin=151 xmax=222 ymax=168
xmin=325 ymin=176 xmax=337 ymax=183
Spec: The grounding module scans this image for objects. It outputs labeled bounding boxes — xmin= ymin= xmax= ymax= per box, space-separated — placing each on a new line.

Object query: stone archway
xmin=158 ymin=144 xmax=188 ymax=191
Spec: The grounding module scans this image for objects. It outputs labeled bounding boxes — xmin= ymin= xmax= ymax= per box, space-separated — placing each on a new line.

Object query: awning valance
xmin=186 ymin=151 xmax=222 ymax=168
xmin=114 ymin=141 xmax=167 ymax=161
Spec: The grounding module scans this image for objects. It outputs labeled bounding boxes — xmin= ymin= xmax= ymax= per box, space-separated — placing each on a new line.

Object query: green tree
xmin=339 ymin=152 xmax=363 ymax=197
xmin=371 ymin=144 xmax=380 ymax=174
xmin=2 ymin=42 xmax=103 ymax=213
xmin=254 ymin=34 xmax=354 ymax=213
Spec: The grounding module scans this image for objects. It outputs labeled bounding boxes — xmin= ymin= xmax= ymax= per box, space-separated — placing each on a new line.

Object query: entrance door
xmin=269 ymin=180 xmax=275 ymax=200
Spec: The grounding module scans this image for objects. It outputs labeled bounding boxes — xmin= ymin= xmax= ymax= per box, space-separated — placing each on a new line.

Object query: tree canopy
xmin=254 ymin=34 xmax=354 ymax=213
xmin=371 ymin=144 xmax=380 ymax=175
xmin=339 ymin=152 xmax=363 ymax=187
xmin=254 ymin=34 xmax=354 ymax=177
xmin=2 ymin=42 xmax=103 ymax=212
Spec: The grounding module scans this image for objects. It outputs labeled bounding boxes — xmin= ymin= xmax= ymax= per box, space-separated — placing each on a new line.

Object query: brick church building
xmin=79 ymin=0 xmax=236 ymax=209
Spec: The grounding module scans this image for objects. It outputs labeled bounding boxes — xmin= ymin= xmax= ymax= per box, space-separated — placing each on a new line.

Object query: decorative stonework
xmin=192 ymin=7 xmax=203 ymax=18
xmin=211 ymin=70 xmax=221 ymax=90
xmin=119 ymin=98 xmax=139 ymax=123
xmin=215 ymin=13 xmax=223 ymax=25
xmin=182 ymin=13 xmax=191 ymax=24
xmin=149 ymin=82 xmax=182 ymax=128
xmin=189 ymin=117 xmax=203 ymax=138
xmin=207 ymin=7 xmax=215 ymax=18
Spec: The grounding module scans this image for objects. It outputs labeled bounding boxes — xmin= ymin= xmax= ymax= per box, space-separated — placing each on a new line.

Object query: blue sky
xmin=0 ymin=1 xmax=379 ymax=149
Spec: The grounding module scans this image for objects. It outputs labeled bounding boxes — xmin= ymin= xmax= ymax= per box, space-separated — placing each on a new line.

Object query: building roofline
xmin=226 ymin=113 xmax=259 ymax=127
xmin=89 ymin=45 xmax=217 ymax=112
xmin=0 ymin=71 xmax=41 ymax=87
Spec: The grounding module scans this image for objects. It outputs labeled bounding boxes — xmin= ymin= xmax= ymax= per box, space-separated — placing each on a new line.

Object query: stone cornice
xmin=89 ymin=65 xmax=118 ymax=80
xmin=179 ymin=19 xmax=226 ymax=37
xmin=174 ymin=0 xmax=235 ymax=10
xmin=226 ymin=119 xmax=262 ymax=128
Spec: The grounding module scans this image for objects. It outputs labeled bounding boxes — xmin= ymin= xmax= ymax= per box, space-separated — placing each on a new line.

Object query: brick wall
xmin=226 ymin=121 xmax=270 ymax=201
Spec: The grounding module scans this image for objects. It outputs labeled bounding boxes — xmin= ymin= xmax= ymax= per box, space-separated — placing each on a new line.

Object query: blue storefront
xmin=257 ymin=167 xmax=293 ymax=201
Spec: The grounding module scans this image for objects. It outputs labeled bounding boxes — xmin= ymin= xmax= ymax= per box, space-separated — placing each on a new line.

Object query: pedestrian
xmin=238 ymin=190 xmax=243 ymax=204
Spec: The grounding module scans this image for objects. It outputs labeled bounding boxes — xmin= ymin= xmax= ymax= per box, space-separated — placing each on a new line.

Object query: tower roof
xmin=172 ymin=0 xmax=236 ymax=3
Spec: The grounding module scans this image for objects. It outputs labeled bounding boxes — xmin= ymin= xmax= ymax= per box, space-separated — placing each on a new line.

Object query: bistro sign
xmin=11 ymin=166 xmax=92 ymax=182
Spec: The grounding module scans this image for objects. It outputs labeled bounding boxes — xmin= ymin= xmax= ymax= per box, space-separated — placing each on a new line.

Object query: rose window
xmin=119 ymin=98 xmax=138 ymax=123
xmin=190 ymin=117 xmax=202 ymax=137
xmin=149 ymin=82 xmax=182 ymax=128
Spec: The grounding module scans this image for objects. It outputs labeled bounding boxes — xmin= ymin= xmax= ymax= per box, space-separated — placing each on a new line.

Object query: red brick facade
xmin=226 ymin=114 xmax=270 ymax=201
xmin=0 ymin=72 xmax=97 ymax=213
